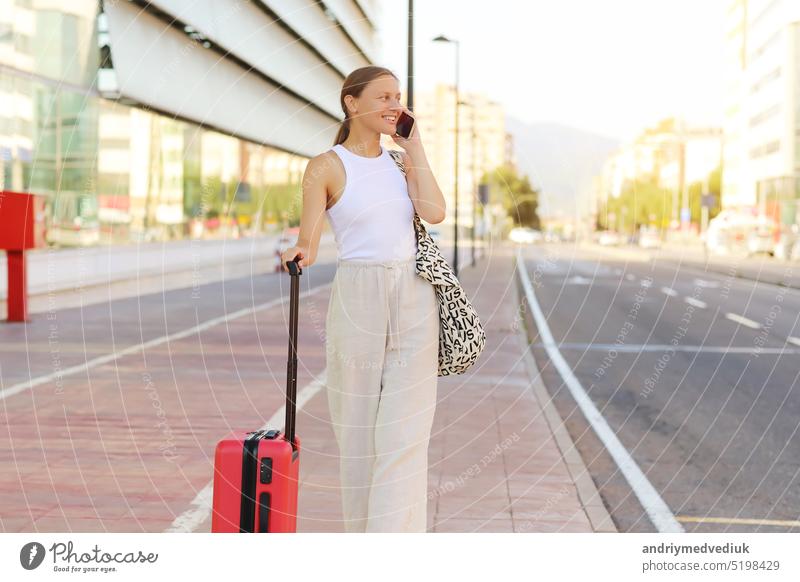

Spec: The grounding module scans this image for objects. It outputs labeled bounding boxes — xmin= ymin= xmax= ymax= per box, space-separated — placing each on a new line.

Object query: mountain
xmin=505 ymin=116 xmax=620 ymax=220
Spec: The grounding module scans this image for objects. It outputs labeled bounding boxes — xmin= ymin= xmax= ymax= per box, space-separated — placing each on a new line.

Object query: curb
xmin=512 ymin=254 xmax=618 ymax=533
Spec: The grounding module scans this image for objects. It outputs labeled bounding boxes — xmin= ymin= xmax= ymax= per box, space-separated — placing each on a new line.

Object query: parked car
xmin=790 ymin=235 xmax=800 ymax=262
xmin=638 ymin=227 xmax=661 ymax=249
xmin=705 ymin=208 xmax=777 ymax=256
xmin=774 ymin=224 xmax=800 ymax=260
xmin=597 ymin=231 xmax=621 ymax=246
xmin=509 ymin=227 xmax=542 ymax=244
xmin=746 ymin=216 xmax=777 ymax=256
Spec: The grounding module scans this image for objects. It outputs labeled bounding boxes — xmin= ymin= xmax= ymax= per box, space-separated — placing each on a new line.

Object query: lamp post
xmin=433 ymin=34 xmax=460 ymax=277
xmin=459 ymin=98 xmax=480 ymax=267
xmin=407 ymin=0 xmax=414 ymax=110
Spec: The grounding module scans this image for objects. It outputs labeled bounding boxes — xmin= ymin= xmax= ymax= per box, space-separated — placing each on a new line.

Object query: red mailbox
xmin=0 ymin=191 xmax=47 ymax=322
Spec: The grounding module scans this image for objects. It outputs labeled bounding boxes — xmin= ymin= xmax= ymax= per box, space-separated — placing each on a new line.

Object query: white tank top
xmin=325 ymin=143 xmax=417 ymax=262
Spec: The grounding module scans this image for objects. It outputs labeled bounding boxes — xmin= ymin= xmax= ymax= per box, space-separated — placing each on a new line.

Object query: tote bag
xmin=388 ymin=149 xmax=486 ymax=376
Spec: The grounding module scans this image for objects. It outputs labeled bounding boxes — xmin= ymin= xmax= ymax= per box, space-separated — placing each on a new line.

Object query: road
xmin=520 ymin=242 xmax=800 ymax=533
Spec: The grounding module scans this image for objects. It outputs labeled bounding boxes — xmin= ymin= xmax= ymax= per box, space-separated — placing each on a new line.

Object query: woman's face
xmin=347 ymin=75 xmax=402 ymax=135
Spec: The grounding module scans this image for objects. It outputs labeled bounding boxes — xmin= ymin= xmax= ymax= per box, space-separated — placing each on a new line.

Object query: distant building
xmin=723 ymin=0 xmax=800 ymax=235
xmin=596 ymin=118 xmax=722 ymax=227
xmin=504 ymin=132 xmax=517 ymax=170
xmin=413 ymin=84 xmax=508 ymax=230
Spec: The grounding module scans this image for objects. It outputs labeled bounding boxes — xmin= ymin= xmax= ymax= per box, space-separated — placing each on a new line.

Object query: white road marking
xmin=566 ymin=275 xmax=594 ymax=285
xmin=661 ymin=287 xmax=678 ymax=297
xmin=0 ymin=284 xmax=330 ymax=401
xmin=640 ymin=279 xmax=652 ymax=288
xmin=684 ymin=297 xmax=707 ymax=309
xmin=693 ymin=278 xmax=720 ymax=288
xmin=164 ymin=373 xmax=326 ymax=533
xmin=532 ymin=343 xmax=799 ymax=355
xmin=517 ymin=248 xmax=684 ymax=533
xmin=787 ymin=337 xmax=800 ymax=347
xmin=677 ymin=515 xmax=800 ymax=527
xmin=725 ymin=313 xmax=761 ymax=330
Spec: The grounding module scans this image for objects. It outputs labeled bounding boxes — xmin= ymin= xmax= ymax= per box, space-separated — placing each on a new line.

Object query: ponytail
xmin=333 ymin=117 xmax=350 ymax=145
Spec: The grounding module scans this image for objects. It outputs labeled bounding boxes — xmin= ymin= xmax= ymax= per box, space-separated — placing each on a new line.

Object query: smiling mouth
xmin=382 ymin=114 xmax=397 ymax=123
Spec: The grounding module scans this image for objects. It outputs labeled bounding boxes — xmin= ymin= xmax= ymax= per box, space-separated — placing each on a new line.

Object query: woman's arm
xmin=281 ymin=153 xmax=330 ymax=269
xmin=395 ymin=106 xmax=446 ymax=224
xmin=402 ymin=146 xmax=446 ymax=224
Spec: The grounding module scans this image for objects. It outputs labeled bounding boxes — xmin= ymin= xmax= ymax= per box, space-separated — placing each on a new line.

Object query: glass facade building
xmin=0 ymin=0 xmax=379 ymax=246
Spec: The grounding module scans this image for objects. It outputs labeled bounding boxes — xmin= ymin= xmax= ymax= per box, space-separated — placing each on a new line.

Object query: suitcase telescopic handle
xmin=284 ymin=257 xmax=302 ymax=451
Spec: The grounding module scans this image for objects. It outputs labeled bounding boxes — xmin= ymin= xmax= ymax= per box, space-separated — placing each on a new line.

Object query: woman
xmin=281 ymin=65 xmax=446 ymax=533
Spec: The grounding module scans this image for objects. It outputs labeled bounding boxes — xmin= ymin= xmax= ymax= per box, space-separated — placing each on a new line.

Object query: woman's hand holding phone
xmin=390 ymin=105 xmax=422 ymax=152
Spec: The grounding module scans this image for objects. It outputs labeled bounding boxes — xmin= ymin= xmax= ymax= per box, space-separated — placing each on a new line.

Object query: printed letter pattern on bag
xmin=387 ymin=149 xmax=486 ymax=376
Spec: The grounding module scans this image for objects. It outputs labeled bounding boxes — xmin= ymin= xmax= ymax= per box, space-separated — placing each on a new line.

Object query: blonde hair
xmin=334 ymin=66 xmax=398 ymax=145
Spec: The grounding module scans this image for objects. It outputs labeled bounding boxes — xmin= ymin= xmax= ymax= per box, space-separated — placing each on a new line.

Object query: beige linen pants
xmin=325 ymin=255 xmax=439 ymax=533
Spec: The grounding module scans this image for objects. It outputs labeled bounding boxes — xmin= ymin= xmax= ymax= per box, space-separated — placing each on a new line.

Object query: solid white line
xmin=684 ymin=297 xmax=707 ymax=309
xmin=661 ymin=287 xmax=678 ymax=297
xmin=0 ymin=284 xmax=330 ymax=401
xmin=533 ymin=343 xmax=799 ymax=355
xmin=787 ymin=337 xmax=800 ymax=347
xmin=676 ymin=515 xmax=800 ymax=527
xmin=725 ymin=313 xmax=761 ymax=330
xmin=516 ymin=248 xmax=684 ymax=533
xmin=164 ymin=373 xmax=326 ymax=533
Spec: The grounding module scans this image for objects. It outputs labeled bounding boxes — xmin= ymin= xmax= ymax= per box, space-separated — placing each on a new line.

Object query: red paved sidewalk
xmin=0 ymin=243 xmax=615 ymax=533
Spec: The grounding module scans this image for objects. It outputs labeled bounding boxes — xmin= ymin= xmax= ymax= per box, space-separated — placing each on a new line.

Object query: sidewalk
xmin=0 ymin=241 xmax=614 ymax=533
xmin=276 ymin=244 xmax=615 ymax=533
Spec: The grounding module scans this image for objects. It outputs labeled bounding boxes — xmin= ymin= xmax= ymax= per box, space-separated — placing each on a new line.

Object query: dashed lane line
xmin=725 ymin=313 xmax=762 ymax=330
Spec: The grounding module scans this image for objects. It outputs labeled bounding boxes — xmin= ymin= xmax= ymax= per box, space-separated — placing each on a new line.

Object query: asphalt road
xmin=521 ymin=242 xmax=800 ymax=533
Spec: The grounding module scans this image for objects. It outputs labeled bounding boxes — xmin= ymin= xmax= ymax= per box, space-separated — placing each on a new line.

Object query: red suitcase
xmin=211 ymin=258 xmax=303 ymax=532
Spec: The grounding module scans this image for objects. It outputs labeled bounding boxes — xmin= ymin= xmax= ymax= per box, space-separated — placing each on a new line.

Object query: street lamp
xmin=459 ymin=98 xmax=480 ymax=267
xmin=433 ymin=34 xmax=460 ymax=277
xmin=407 ymin=0 xmax=414 ymax=110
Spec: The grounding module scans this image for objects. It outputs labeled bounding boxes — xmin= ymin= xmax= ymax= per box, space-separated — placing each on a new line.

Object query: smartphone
xmin=395 ymin=110 xmax=415 ymax=139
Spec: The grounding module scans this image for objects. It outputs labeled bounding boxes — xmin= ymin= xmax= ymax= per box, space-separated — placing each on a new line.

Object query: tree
xmin=598 ymin=163 xmax=722 ymax=234
xmin=600 ymin=176 xmax=671 ymax=233
xmin=484 ymin=164 xmax=541 ymax=229
xmin=688 ymin=164 xmax=722 ymax=224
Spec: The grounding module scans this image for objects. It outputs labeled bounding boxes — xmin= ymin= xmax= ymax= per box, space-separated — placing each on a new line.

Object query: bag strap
xmin=388 ymin=149 xmax=423 ymax=238
xmin=387 ymin=149 xmax=406 ymax=176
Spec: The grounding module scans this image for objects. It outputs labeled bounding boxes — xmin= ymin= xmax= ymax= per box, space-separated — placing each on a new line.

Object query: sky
xmin=377 ymin=0 xmax=728 ymax=142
